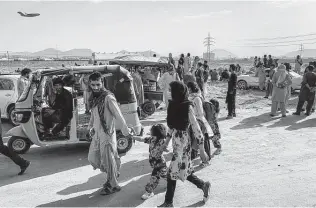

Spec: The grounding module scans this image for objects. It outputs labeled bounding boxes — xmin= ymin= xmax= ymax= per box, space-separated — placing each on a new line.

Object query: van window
xmin=0 ymin=79 xmax=14 ymax=90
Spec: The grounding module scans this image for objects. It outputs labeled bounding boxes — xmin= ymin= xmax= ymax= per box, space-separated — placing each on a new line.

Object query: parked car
xmin=237 ymin=69 xmax=302 ymax=93
xmin=0 ymin=74 xmax=20 ymax=125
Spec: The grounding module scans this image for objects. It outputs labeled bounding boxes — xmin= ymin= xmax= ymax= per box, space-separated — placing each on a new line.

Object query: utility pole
xmin=203 ymin=32 xmax=215 ymax=63
xmin=299 ymin=43 xmax=304 ymax=57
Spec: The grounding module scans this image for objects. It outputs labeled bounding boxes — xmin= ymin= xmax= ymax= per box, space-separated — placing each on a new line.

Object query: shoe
xmin=100 ymin=186 xmax=113 ymax=195
xmin=286 ymin=110 xmax=289 ymax=113
xmin=292 ymin=112 xmax=300 ymax=116
xmin=202 ymin=181 xmax=211 ymax=203
xmin=141 ymin=191 xmax=154 ymax=200
xmin=312 ymin=109 xmax=315 ymax=113
xmin=112 ymin=186 xmax=121 ymax=193
xmin=214 ymin=148 xmax=222 ymax=155
xmin=282 ymin=115 xmax=287 ymax=117
xmin=158 ymin=202 xmax=174 ymax=207
xmin=233 ymin=114 xmax=236 ymax=117
xmin=200 ymin=161 xmax=210 ymax=167
xmin=18 ymin=161 xmax=30 ymax=175
xmin=226 ymin=115 xmax=233 ymax=119
xmin=269 ymin=114 xmax=275 ymax=117
xmin=302 ymin=109 xmax=306 ymax=112
xmin=264 ymin=96 xmax=268 ymax=99
xmin=305 ymin=113 xmax=311 ymax=116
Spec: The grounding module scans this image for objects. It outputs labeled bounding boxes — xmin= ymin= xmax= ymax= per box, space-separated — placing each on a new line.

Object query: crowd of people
xmin=2 ymin=53 xmax=316 ymax=207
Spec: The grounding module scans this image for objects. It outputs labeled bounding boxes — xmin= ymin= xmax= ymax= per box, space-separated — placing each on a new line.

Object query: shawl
xmin=89 ymin=89 xmax=115 ymax=136
xmin=167 ymin=81 xmax=193 ymax=130
xmin=276 ymin=65 xmax=287 ymax=86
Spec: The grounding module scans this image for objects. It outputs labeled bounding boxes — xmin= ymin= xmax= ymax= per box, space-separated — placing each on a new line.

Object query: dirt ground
xmin=1 ymin=82 xmax=316 ymax=207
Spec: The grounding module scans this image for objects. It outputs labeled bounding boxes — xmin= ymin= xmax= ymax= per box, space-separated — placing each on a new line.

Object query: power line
xmin=232 ymin=41 xmax=316 ymax=47
xmin=238 ymin=33 xmax=316 ymax=42
xmin=241 ymin=37 xmax=316 ymax=45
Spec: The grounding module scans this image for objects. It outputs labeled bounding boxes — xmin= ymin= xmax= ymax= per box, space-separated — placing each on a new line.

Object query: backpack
xmin=202 ymin=100 xmax=217 ymax=124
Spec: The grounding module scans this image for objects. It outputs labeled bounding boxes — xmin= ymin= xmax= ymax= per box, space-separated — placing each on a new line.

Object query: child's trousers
xmin=145 ymin=165 xmax=167 ymax=193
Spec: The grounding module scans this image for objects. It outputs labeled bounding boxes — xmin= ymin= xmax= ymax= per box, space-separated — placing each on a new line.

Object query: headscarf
xmin=276 ymin=64 xmax=287 ymax=86
xmin=167 ymin=81 xmax=193 ymax=130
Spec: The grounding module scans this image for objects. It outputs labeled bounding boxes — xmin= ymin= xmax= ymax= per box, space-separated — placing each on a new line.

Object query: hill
xmin=61 ymin=48 xmax=93 ymax=57
xmin=211 ymin=49 xmax=238 ymax=59
xmin=31 ymin=48 xmax=61 ymax=57
xmin=284 ymin=49 xmax=316 ymax=58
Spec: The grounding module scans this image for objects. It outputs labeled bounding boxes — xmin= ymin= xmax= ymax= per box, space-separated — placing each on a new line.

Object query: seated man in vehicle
xmin=42 ymin=77 xmax=73 ymax=136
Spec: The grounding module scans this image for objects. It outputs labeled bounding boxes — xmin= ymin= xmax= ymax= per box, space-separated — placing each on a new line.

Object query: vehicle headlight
xmin=14 ymin=111 xmax=32 ymax=123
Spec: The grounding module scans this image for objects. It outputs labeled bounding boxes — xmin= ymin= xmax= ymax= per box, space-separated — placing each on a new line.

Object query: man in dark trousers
xmin=0 ymin=110 xmax=30 ymax=175
xmin=226 ymin=64 xmax=237 ymax=119
xmin=293 ymin=65 xmax=316 ymax=116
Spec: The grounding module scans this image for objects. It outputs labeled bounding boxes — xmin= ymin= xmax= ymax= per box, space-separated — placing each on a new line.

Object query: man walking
xmin=87 ymin=72 xmax=132 ymax=195
xmin=226 ymin=64 xmax=237 ymax=119
xmin=0 ymin=110 xmax=30 ymax=175
xmin=293 ymin=65 xmax=316 ymax=116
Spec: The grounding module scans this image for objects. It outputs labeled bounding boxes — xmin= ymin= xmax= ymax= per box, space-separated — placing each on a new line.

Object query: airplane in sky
xmin=17 ymin=12 xmax=40 ymax=17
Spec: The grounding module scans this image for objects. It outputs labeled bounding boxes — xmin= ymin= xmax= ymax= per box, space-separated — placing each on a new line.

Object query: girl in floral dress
xmin=158 ymin=81 xmax=211 ymax=208
xmin=133 ymin=124 xmax=168 ymax=200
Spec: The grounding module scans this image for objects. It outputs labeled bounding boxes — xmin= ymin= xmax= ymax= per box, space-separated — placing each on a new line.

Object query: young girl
xmin=133 ymin=124 xmax=168 ymax=200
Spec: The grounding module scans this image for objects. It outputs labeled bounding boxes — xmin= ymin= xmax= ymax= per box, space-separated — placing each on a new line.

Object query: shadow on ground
xmin=38 ymin=173 xmax=168 ymax=207
xmin=0 ymin=143 xmax=91 ymax=187
xmin=57 ymin=152 xmax=173 ymax=196
xmin=230 ymin=112 xmax=277 ymax=130
xmin=285 ymin=118 xmax=316 ymax=131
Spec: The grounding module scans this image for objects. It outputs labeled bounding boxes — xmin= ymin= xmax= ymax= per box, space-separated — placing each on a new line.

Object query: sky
xmin=0 ymin=0 xmax=316 ymax=57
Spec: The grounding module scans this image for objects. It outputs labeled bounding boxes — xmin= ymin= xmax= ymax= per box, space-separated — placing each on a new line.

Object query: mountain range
xmin=5 ymin=48 xmax=316 ymax=58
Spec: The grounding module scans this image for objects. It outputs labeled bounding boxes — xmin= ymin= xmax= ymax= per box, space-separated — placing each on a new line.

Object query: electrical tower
xmin=203 ymin=32 xmax=215 ymax=63
xmin=299 ymin=43 xmax=304 ymax=57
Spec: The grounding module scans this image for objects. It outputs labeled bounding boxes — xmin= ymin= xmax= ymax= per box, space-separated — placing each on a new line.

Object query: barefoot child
xmin=133 ymin=124 xmax=168 ymax=200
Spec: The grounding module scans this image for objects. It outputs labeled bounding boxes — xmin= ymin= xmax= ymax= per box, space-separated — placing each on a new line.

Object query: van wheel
xmin=237 ymin=80 xmax=248 ymax=90
xmin=8 ymin=105 xmax=18 ymax=126
xmin=116 ymin=131 xmax=133 ymax=154
xmin=7 ymin=136 xmax=31 ymax=154
xmin=142 ymin=100 xmax=156 ymax=116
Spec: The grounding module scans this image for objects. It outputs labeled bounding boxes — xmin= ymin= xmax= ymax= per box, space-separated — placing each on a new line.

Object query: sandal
xmin=100 ymin=186 xmax=113 ymax=195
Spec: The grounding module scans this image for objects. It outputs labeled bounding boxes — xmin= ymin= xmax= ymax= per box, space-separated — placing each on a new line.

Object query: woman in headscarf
xmin=158 ymin=81 xmax=211 ymax=207
xmin=270 ymin=64 xmax=292 ymax=117
xmin=187 ymin=82 xmax=211 ymax=166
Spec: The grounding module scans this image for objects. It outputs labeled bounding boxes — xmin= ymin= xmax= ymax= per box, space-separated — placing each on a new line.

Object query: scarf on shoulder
xmin=89 ymin=89 xmax=114 ymax=136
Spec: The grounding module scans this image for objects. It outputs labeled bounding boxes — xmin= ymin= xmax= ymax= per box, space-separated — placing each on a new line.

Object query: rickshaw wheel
xmin=116 ymin=131 xmax=133 ymax=155
xmin=7 ymin=136 xmax=31 ymax=154
xmin=142 ymin=100 xmax=156 ymax=116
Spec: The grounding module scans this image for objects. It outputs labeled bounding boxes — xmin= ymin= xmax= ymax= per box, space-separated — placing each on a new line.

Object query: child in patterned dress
xmin=133 ymin=124 xmax=168 ymax=200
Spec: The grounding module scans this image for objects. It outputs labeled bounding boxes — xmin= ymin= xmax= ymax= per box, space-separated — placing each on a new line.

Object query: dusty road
xmin=1 ymin=87 xmax=316 ymax=207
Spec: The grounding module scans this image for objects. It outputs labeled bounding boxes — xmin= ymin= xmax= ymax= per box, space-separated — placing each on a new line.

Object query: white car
xmin=0 ymin=74 xmax=20 ymax=125
xmin=237 ymin=69 xmax=302 ymax=93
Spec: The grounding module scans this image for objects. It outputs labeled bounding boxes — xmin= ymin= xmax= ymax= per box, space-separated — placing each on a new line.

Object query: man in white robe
xmin=87 ymin=72 xmax=132 ymax=195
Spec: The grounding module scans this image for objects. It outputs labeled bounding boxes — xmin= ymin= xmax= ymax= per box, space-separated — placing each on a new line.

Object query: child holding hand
xmin=133 ymin=124 xmax=168 ymax=200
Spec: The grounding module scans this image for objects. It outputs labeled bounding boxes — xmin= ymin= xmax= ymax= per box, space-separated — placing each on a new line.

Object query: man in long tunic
xmin=158 ymin=66 xmax=180 ymax=109
xmin=132 ymin=68 xmax=144 ymax=117
xmin=79 ymin=74 xmax=92 ymax=114
xmin=87 ymin=72 xmax=132 ymax=195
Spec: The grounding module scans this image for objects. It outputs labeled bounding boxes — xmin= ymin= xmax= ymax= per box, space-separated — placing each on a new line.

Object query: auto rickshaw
xmin=6 ymin=65 xmax=142 ymax=154
xmin=109 ymin=55 xmax=168 ymax=116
